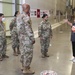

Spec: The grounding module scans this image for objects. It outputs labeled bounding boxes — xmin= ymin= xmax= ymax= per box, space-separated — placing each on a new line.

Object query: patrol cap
xmin=0 ymin=13 xmax=4 ymax=17
xmin=42 ymin=14 xmax=48 ymax=18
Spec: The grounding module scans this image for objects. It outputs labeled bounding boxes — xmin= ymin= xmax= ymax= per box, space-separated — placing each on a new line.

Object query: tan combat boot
xmin=41 ymin=54 xmax=45 ymax=58
xmin=17 ymin=49 xmax=20 ymax=54
xmin=21 ymin=65 xmax=24 ymax=71
xmin=13 ymin=49 xmax=18 ymax=56
xmin=22 ymin=67 xmax=28 ymax=74
xmin=13 ymin=52 xmax=18 ymax=56
xmin=28 ymin=68 xmax=35 ymax=74
xmin=23 ymin=67 xmax=35 ymax=74
xmin=45 ymin=53 xmax=49 ymax=57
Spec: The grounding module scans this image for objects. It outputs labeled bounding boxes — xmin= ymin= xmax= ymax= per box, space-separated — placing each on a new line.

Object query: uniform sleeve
xmin=2 ymin=22 xmax=6 ymax=32
xmin=25 ymin=24 xmax=35 ymax=42
xmin=50 ymin=24 xmax=52 ymax=36
xmin=2 ymin=22 xmax=5 ymax=31
xmin=9 ymin=20 xmax=14 ymax=31
xmin=11 ymin=28 xmax=17 ymax=39
xmin=23 ymin=17 xmax=35 ymax=42
xmin=38 ymin=23 xmax=42 ymax=37
xmin=0 ymin=23 xmax=6 ymax=38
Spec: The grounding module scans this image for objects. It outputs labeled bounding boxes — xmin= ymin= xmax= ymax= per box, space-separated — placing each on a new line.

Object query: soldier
xmin=0 ymin=13 xmax=9 ymax=61
xmin=9 ymin=11 xmax=20 ymax=56
xmin=38 ymin=14 xmax=52 ymax=58
xmin=16 ymin=4 xmax=35 ymax=74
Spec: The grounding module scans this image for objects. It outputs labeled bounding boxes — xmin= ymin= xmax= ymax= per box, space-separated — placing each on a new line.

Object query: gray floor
xmin=0 ymin=24 xmax=75 ymax=75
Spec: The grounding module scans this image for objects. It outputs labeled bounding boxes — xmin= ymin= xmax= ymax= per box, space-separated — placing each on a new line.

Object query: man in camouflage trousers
xmin=0 ymin=13 xmax=9 ymax=61
xmin=38 ymin=14 xmax=52 ymax=58
xmin=16 ymin=4 xmax=35 ymax=74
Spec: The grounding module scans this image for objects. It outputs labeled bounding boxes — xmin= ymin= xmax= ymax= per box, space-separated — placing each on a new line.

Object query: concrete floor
xmin=0 ymin=24 xmax=75 ymax=75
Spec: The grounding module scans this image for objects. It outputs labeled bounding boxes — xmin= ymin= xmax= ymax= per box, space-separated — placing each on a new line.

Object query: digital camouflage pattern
xmin=9 ymin=18 xmax=19 ymax=50
xmin=38 ymin=20 xmax=52 ymax=55
xmin=16 ymin=13 xmax=35 ymax=68
xmin=0 ymin=22 xmax=7 ymax=57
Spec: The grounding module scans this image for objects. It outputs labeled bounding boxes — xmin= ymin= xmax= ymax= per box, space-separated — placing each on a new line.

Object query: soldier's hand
xmin=64 ymin=19 xmax=68 ymax=23
xmin=32 ymin=40 xmax=35 ymax=44
xmin=38 ymin=35 xmax=41 ymax=38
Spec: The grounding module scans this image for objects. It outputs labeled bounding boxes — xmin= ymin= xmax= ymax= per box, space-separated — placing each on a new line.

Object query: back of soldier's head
xmin=22 ymin=3 xmax=30 ymax=14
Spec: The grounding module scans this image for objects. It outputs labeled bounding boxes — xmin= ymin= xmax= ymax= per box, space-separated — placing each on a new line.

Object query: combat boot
xmin=21 ymin=65 xmax=30 ymax=71
xmin=23 ymin=67 xmax=35 ymax=74
xmin=45 ymin=53 xmax=49 ymax=57
xmin=28 ymin=68 xmax=35 ymax=74
xmin=22 ymin=67 xmax=28 ymax=74
xmin=17 ymin=48 xmax=20 ymax=54
xmin=13 ymin=49 xmax=18 ymax=56
xmin=13 ymin=52 xmax=18 ymax=56
xmin=15 ymin=53 xmax=18 ymax=56
xmin=41 ymin=54 xmax=45 ymax=58
xmin=21 ymin=65 xmax=24 ymax=71
xmin=2 ymin=55 xmax=9 ymax=58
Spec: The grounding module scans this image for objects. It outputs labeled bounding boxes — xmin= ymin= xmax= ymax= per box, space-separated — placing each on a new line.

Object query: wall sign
xmin=30 ymin=9 xmax=37 ymax=17
xmin=37 ymin=9 xmax=40 ymax=18
xmin=30 ymin=9 xmax=50 ymax=18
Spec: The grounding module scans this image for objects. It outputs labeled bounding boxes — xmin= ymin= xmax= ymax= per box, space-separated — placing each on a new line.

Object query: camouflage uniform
xmin=38 ymin=21 xmax=52 ymax=55
xmin=16 ymin=13 xmax=35 ymax=68
xmin=0 ymin=22 xmax=7 ymax=57
xmin=9 ymin=18 xmax=19 ymax=51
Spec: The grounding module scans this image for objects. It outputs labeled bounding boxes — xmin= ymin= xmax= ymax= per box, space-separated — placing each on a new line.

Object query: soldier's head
xmin=22 ymin=3 xmax=30 ymax=14
xmin=42 ymin=14 xmax=48 ymax=22
xmin=14 ymin=11 xmax=20 ymax=17
xmin=0 ymin=13 xmax=4 ymax=22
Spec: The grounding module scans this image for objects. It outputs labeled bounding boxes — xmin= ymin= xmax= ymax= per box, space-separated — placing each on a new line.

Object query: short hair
xmin=42 ymin=14 xmax=48 ymax=18
xmin=0 ymin=13 xmax=4 ymax=17
xmin=14 ymin=11 xmax=19 ymax=17
xmin=22 ymin=3 xmax=30 ymax=10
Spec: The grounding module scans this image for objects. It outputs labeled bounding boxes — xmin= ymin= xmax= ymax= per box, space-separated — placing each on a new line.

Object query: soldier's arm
xmin=2 ymin=22 xmax=6 ymax=32
xmin=25 ymin=24 xmax=35 ymax=42
xmin=67 ymin=21 xmax=72 ymax=26
xmin=9 ymin=19 xmax=15 ymax=31
xmin=38 ymin=23 xmax=42 ymax=37
xmin=9 ymin=22 xmax=12 ymax=31
xmin=65 ymin=19 xmax=72 ymax=26
xmin=50 ymin=24 xmax=53 ymax=37
xmin=22 ymin=14 xmax=35 ymax=42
